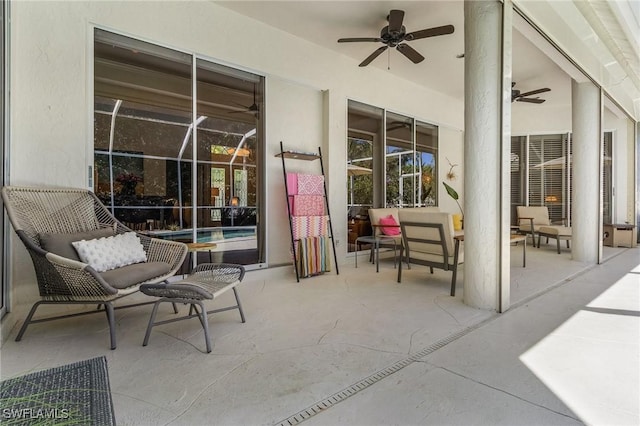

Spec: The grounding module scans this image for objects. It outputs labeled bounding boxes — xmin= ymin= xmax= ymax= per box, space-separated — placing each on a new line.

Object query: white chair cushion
xmin=72 ymin=232 xmax=147 ymax=272
xmin=539 ymin=226 xmax=572 ymax=236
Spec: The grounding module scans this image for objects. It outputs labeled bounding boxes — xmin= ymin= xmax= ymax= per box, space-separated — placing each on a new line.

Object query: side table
xmin=355 ymin=235 xmax=397 ymax=272
xmin=183 ymin=242 xmax=217 ymax=276
xmin=603 ymin=224 xmax=637 ymax=248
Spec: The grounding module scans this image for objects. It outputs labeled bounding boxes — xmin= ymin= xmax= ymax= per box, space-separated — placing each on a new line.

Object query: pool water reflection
xmin=145 ymin=226 xmax=257 ymax=245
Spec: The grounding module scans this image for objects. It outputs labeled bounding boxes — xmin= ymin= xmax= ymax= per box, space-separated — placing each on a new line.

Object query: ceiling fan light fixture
xmin=337 ymin=9 xmax=454 ymax=67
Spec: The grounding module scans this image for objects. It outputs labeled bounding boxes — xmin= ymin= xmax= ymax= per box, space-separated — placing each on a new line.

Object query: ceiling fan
xmin=511 ymin=82 xmax=550 ymax=104
xmin=229 ymin=86 xmax=259 ymax=115
xmin=337 ymin=9 xmax=454 ymax=67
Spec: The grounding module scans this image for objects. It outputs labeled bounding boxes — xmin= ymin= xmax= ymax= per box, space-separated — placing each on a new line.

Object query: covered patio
xmin=1 ymin=244 xmax=636 ymax=425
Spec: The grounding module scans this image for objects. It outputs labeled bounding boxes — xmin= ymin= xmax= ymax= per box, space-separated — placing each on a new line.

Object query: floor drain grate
xmin=274 ymin=319 xmax=493 ymax=426
xmin=275 ymin=255 xmax=618 ymax=426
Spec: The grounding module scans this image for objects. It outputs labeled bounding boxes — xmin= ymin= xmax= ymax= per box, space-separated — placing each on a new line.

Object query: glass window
xmin=346 ymin=100 xmax=439 ymax=252
xmin=386 ymin=112 xmax=414 ymax=208
xmin=416 ymin=121 xmax=438 ymax=206
xmin=94 ymin=29 xmax=264 ymax=266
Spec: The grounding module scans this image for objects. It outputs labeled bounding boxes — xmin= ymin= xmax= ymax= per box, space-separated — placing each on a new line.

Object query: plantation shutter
xmin=528 ymin=134 xmax=564 ymax=223
xmin=510 ymin=136 xmax=526 ymax=225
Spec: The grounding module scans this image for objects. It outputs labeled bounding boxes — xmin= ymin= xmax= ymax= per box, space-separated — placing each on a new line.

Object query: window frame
xmin=346 ymin=100 xmax=440 ymax=252
xmin=92 ymin=27 xmax=267 ymax=269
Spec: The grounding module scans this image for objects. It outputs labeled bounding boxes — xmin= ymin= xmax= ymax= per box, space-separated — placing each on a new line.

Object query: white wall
xmin=7 ymin=1 xmax=465 ymax=293
xmin=266 ymin=77 xmax=324 ymax=265
xmin=438 ymin=127 xmax=465 ymax=216
xmin=511 ymin=104 xmax=571 ymax=135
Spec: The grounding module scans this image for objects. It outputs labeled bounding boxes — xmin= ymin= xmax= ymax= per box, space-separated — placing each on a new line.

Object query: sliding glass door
xmin=511 ymin=134 xmax=570 ymax=225
xmin=94 ymin=29 xmax=265 ymax=266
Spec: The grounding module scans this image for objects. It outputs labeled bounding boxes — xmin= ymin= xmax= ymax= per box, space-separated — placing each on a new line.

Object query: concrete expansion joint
xmin=275 ymin=316 xmax=497 ymax=426
xmin=437 ymin=366 xmax=580 ymax=422
xmin=274 ymin=250 xmax=635 ymax=425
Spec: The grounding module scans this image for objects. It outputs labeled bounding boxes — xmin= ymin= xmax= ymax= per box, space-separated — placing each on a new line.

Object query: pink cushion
xmin=379 ymin=215 xmax=400 ymax=236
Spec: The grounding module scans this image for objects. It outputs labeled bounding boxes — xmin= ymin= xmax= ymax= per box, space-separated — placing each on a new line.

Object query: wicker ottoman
xmin=537 ymin=226 xmax=572 ymax=254
xmin=140 ymin=263 xmax=246 ymax=353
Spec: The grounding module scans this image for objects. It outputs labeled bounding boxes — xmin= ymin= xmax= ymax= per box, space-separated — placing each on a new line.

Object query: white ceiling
xmin=217 ymin=1 xmax=570 ymax=106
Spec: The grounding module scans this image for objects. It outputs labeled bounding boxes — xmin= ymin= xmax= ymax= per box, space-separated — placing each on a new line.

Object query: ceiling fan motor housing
xmin=381 ymin=25 xmax=406 ymax=46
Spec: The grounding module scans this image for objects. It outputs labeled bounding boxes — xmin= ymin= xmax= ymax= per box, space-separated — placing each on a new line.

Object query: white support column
xmin=463 ymin=1 xmax=508 ymax=310
xmin=571 ymin=81 xmax=601 ymax=263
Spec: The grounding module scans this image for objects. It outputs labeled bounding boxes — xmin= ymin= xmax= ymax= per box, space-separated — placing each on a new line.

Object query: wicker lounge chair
xmin=2 ymin=186 xmax=188 ymax=349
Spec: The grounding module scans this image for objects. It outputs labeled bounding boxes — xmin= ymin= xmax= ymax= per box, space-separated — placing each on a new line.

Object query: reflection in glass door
xmin=94 ymin=29 xmax=264 ymax=266
xmin=386 ymin=112 xmax=414 ymax=207
xmin=346 ymin=100 xmax=381 ymax=252
xmin=416 ymin=121 xmax=438 ymax=206
xmin=210 ymin=168 xmax=225 ymax=222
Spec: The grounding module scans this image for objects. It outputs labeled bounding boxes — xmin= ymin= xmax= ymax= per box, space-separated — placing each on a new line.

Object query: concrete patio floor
xmin=1 ymin=244 xmax=638 ymax=425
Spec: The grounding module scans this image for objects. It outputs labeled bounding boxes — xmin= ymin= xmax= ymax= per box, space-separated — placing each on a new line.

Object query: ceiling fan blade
xmin=388 ymin=122 xmax=412 ymax=131
xmin=406 ymin=24 xmax=454 ymax=41
xmin=231 ymin=102 xmax=251 ymax=109
xmin=517 ymin=97 xmax=545 ymax=104
xmin=359 ymin=46 xmax=388 ymax=67
xmin=229 ymin=102 xmax=259 ymax=114
xmin=229 ymin=109 xmax=259 ymax=115
xmin=518 ymin=88 xmax=550 ymax=98
xmin=388 ymin=9 xmax=405 ymax=34
xmin=396 ymin=44 xmax=424 ymax=64
xmin=338 ymin=37 xmax=383 ymax=43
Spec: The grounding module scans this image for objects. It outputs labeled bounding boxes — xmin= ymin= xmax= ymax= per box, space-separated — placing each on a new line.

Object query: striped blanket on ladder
xmin=296 ymin=236 xmax=331 ymax=278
